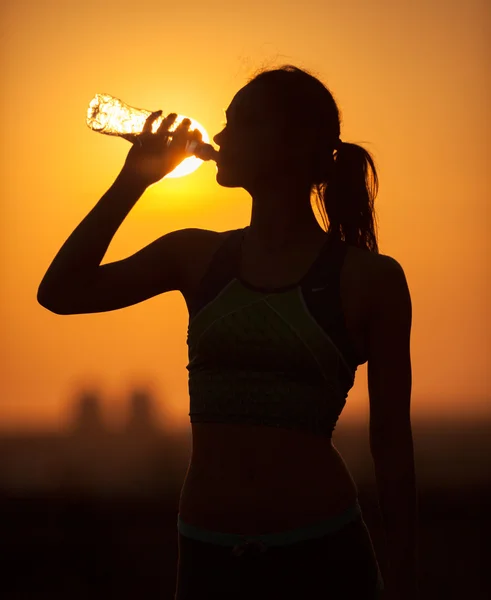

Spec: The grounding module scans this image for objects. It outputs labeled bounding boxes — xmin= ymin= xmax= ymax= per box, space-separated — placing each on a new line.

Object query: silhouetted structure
xmin=122 ymin=387 xmax=160 ymax=436
xmin=69 ymin=389 xmax=107 ymax=436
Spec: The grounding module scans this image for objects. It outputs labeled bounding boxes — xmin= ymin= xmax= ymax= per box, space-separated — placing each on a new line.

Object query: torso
xmin=178 ymin=227 xmax=383 ymax=534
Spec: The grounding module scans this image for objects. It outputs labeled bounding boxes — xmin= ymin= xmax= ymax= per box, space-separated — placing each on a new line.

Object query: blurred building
xmin=0 ymin=386 xmax=191 ymax=496
xmin=122 ymin=387 xmax=161 ymax=437
xmin=68 ymin=389 xmax=108 ymax=437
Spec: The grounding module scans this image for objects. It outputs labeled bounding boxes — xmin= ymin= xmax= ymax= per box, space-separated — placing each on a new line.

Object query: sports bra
xmin=185 ymin=226 xmax=365 ymax=439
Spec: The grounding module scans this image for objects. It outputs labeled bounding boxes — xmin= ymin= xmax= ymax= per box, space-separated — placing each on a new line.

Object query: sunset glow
xmin=1 ymin=0 xmax=489 ymax=433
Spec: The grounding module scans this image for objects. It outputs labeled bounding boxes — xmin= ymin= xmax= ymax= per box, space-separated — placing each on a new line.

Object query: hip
xmin=175 ymin=509 xmax=385 ymax=599
xmin=178 ymin=461 xmax=359 ymax=534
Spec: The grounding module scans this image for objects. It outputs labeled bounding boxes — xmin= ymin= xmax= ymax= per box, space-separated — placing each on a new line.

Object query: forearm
xmin=372 ymin=439 xmax=420 ymax=597
xmin=39 ymin=169 xmax=147 ymax=294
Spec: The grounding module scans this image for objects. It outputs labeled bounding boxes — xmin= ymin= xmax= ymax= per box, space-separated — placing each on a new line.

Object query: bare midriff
xmin=178 ymin=422 xmax=359 ymax=534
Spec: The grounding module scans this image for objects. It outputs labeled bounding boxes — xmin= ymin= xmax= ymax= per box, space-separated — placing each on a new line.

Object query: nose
xmin=213 ymin=124 xmax=228 ymax=145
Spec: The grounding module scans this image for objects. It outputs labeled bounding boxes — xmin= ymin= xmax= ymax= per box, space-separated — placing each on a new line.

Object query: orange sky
xmin=1 ymin=0 xmax=490 ymax=433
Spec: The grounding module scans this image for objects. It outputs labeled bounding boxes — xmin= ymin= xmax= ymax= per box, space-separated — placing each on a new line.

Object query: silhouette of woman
xmin=38 ymin=64 xmax=418 ymax=599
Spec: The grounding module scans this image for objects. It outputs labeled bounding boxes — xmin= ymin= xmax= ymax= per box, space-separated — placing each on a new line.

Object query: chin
xmin=215 ymin=166 xmax=243 ymax=188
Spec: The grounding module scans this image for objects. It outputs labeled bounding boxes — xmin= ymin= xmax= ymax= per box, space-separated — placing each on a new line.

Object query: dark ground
xmin=1 ymin=481 xmax=489 ymax=599
xmin=1 ymin=416 xmax=489 ymax=599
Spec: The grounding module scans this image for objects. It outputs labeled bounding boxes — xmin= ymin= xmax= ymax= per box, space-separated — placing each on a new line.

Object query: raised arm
xmin=38 ymin=111 xmax=204 ymax=315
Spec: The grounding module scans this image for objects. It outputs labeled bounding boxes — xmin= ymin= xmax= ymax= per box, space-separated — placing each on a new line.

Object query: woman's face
xmin=213 ymin=83 xmax=311 ymax=190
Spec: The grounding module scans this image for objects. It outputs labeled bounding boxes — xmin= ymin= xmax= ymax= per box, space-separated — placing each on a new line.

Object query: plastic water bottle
xmin=86 ymin=93 xmax=218 ymax=161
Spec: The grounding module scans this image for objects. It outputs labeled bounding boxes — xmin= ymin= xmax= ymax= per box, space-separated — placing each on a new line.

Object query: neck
xmin=244 ymin=182 xmax=326 ymax=253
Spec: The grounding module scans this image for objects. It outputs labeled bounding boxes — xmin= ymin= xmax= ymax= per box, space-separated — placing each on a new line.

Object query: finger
xmin=170 ymin=119 xmax=192 ymax=147
xmin=168 ymin=118 xmax=191 ymax=140
xmin=191 ymin=128 xmax=203 ymax=142
xmin=157 ymin=112 xmax=178 ymax=135
xmin=173 ymin=121 xmax=190 ymax=137
xmin=142 ymin=110 xmax=163 ymax=134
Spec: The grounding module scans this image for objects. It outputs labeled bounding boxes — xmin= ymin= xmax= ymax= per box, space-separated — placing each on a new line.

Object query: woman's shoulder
xmin=179 ymin=228 xmax=239 ymax=303
xmin=344 ymin=240 xmax=399 ymax=273
xmin=343 ymin=242 xmax=403 ymax=312
xmin=350 ymin=244 xmax=408 ymax=326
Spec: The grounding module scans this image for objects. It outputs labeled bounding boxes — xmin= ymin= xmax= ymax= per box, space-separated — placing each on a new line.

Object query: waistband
xmin=177 ymin=499 xmax=362 ymax=553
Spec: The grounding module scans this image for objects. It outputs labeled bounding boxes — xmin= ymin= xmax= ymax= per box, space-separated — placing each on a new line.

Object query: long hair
xmin=247 ymin=65 xmax=379 ymax=253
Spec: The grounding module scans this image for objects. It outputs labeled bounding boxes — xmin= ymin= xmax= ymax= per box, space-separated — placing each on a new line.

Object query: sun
xmin=157 ymin=115 xmax=211 ymax=179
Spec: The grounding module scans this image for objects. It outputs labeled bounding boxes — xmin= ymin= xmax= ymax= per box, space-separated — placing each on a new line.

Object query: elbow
xmin=37 ymin=282 xmax=53 ymax=311
xmin=37 ymin=285 xmax=53 ymax=311
xmin=37 ymin=285 xmax=70 ymax=315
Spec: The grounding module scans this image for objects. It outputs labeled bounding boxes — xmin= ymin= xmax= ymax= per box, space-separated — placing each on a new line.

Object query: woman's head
xmin=214 ymin=64 xmax=379 ymax=252
xmin=214 ymin=68 xmax=339 ymax=188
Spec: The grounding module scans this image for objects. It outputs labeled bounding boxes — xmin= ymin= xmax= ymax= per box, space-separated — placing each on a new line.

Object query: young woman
xmin=38 ymin=65 xmax=419 ymax=599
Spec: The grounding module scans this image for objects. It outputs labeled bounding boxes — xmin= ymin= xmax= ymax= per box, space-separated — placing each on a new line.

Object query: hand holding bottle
xmin=120 ymin=110 xmax=203 ymax=187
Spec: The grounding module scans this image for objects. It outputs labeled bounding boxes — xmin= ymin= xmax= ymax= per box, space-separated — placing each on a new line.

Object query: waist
xmin=188 ymin=421 xmax=338 ymax=470
xmin=178 ymin=422 xmax=359 ymax=532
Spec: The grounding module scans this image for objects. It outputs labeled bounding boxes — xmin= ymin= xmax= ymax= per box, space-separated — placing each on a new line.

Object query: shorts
xmin=174 ymin=500 xmax=385 ymax=599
